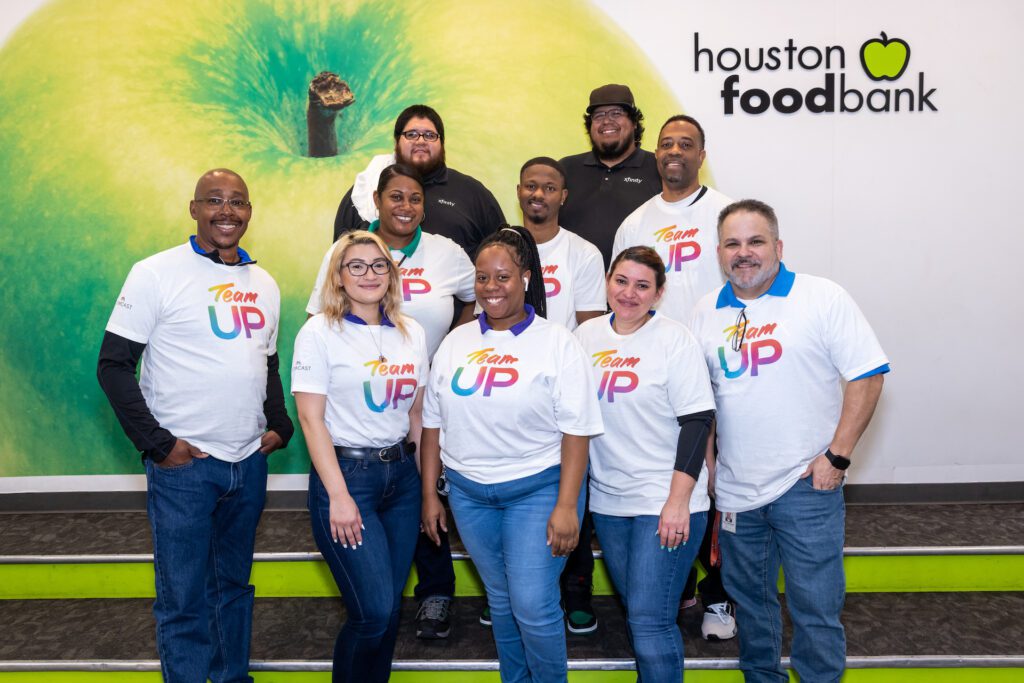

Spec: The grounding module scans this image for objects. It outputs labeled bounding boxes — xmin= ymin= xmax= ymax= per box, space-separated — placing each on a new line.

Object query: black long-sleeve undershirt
xmin=97 ymin=331 xmax=293 ymax=463
xmin=675 ymin=409 xmax=716 ymax=480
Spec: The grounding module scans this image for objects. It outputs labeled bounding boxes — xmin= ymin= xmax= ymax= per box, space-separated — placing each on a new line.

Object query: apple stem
xmin=307 ymin=104 xmax=340 ymax=158
xmin=880 ymin=31 xmax=888 ymax=42
xmin=306 ymin=72 xmax=355 ymax=158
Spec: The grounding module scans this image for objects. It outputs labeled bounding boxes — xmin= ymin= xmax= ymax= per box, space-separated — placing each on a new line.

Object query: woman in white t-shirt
xmin=420 ymin=226 xmax=603 ymax=683
xmin=308 ymin=163 xmax=477 ymax=638
xmin=574 ymin=246 xmax=716 ymax=683
xmin=292 ymin=231 xmax=429 ymax=683
xmin=307 ymin=163 xmax=477 ymax=357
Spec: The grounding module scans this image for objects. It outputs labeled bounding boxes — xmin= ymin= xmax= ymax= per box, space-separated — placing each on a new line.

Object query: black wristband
xmin=824 ymin=448 xmax=851 ymax=471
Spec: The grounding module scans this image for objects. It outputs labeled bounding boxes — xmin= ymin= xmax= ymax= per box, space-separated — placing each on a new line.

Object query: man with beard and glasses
xmin=611 ymin=114 xmax=740 ymax=642
xmin=559 ymin=84 xmax=661 ymax=268
xmin=689 ymin=199 xmax=888 ymax=682
xmin=332 ymin=104 xmax=505 ymax=257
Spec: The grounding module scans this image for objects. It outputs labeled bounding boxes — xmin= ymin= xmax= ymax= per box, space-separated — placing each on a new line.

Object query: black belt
xmin=334 ymin=441 xmax=415 ymax=463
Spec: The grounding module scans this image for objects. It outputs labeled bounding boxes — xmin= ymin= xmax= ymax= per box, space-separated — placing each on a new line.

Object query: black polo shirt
xmin=558 ymin=147 xmax=661 ymax=268
xmin=333 ymin=163 xmax=505 ymax=257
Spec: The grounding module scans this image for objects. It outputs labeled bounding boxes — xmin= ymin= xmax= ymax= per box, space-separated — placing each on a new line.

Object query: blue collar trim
xmin=716 ymin=262 xmax=795 ymax=309
xmin=343 ymin=308 xmax=396 ymax=328
xmin=478 ymin=304 xmax=536 ymax=336
xmin=190 ymin=235 xmax=254 ymax=266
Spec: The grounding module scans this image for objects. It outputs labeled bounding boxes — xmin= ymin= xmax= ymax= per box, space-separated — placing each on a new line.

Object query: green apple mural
xmin=860 ymin=31 xmax=911 ymax=81
xmin=0 ymin=0 xmax=700 ymax=477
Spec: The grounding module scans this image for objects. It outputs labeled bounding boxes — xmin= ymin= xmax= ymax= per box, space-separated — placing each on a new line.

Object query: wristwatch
xmin=824 ymin=448 xmax=851 ymax=471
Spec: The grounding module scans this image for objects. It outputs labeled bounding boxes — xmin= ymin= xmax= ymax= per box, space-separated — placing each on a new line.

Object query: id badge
xmin=721 ymin=511 xmax=737 ymax=533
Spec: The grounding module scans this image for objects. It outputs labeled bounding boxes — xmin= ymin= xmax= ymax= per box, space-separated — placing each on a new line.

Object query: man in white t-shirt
xmin=690 ymin=200 xmax=888 ymax=682
xmin=612 ymin=113 xmax=737 ymax=639
xmin=612 ymin=114 xmax=731 ymax=324
xmin=517 ymin=157 xmax=607 ymax=331
xmin=97 ymin=169 xmax=293 ymax=683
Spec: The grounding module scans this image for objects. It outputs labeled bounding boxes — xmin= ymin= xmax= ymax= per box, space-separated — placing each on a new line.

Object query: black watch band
xmin=825 ymin=448 xmax=851 ymax=471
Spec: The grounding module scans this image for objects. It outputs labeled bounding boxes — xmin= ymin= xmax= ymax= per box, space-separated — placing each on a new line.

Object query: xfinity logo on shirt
xmin=623 ymin=177 xmax=644 ymax=184
xmin=438 ymin=198 xmax=456 ymax=207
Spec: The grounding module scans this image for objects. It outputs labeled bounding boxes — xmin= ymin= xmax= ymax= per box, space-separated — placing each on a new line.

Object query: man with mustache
xmin=332 ymin=104 xmax=505 ymax=257
xmin=559 ymin=84 xmax=662 ymax=269
xmin=689 ymin=199 xmax=888 ymax=681
xmin=611 ymin=114 xmax=739 ymax=641
xmin=97 ymin=169 xmax=294 ymax=682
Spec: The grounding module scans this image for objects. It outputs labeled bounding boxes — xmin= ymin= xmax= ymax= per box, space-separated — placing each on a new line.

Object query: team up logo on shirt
xmin=592 ymin=350 xmax=640 ymax=402
xmin=399 ymin=267 xmax=432 ymax=302
xmin=452 ymin=348 xmax=519 ymax=397
xmin=718 ymin=319 xmax=783 ymax=378
xmin=207 ymin=282 xmax=265 ymax=340
xmin=363 ymin=359 xmax=418 ymax=412
xmin=653 ymin=225 xmax=702 ymax=272
xmin=542 ymin=264 xmax=561 ymax=298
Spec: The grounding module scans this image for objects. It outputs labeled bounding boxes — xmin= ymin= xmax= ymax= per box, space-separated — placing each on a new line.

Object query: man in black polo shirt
xmin=559 ymin=84 xmax=661 ymax=268
xmin=333 ymin=104 xmax=505 ymax=257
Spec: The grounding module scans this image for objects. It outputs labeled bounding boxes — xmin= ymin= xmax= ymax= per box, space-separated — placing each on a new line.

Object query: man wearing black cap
xmin=558 ymin=84 xmax=662 ymax=268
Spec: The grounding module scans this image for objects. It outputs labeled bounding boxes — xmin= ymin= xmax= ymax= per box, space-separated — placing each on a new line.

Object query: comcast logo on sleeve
xmin=694 ymin=30 xmax=936 ymax=115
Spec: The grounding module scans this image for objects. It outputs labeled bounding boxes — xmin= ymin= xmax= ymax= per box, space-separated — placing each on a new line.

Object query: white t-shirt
xmin=291 ymin=313 xmax=429 ymax=448
xmin=307 ymin=229 xmax=475 ymax=357
xmin=423 ymin=309 xmax=604 ymax=484
xmin=536 ymin=228 xmax=607 ymax=330
xmin=612 ymin=186 xmax=732 ymax=323
xmin=575 ymin=313 xmax=716 ymax=517
xmin=105 ymin=242 xmax=280 ymax=462
xmin=689 ymin=268 xmax=889 ymax=512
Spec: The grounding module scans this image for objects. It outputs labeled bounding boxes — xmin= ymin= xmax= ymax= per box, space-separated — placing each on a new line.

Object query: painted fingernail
xmin=660 ymin=545 xmax=665 ymax=550
xmin=361 ymin=524 xmax=365 ymax=530
xmin=358 ymin=540 xmax=363 ymax=546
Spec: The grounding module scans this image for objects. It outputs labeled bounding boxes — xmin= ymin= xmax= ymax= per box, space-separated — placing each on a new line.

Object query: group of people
xmin=98 ymin=83 xmax=889 ymax=683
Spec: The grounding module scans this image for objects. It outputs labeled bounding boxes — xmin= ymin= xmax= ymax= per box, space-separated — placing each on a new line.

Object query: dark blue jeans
xmin=720 ymin=477 xmax=846 ymax=683
xmin=592 ymin=511 xmax=707 ymax=683
xmin=145 ymin=452 xmax=267 ymax=683
xmin=308 ymin=452 xmax=421 ymax=683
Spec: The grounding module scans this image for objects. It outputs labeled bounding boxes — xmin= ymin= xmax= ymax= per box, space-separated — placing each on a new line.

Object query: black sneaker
xmin=415 ymin=596 xmax=452 ymax=640
xmin=563 ymin=576 xmax=598 ymax=634
xmin=479 ymin=604 xmax=492 ymax=627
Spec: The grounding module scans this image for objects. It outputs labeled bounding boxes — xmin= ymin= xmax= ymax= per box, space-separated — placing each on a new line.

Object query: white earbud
xmin=523 ymin=277 xmax=529 ymax=287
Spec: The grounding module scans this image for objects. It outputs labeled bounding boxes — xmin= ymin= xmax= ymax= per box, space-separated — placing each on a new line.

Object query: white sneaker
xmin=701 ymin=601 xmax=737 ymax=641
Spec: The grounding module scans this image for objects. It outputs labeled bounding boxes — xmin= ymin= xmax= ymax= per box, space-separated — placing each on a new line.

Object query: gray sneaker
xmin=415 ymin=596 xmax=452 ymax=640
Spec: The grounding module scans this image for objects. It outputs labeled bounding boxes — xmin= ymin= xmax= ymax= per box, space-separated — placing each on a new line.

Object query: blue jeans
xmin=308 ymin=452 xmax=421 ymax=683
xmin=592 ymin=511 xmax=707 ymax=683
xmin=145 ymin=452 xmax=267 ymax=683
xmin=447 ymin=465 xmax=584 ymax=683
xmin=719 ymin=477 xmax=846 ymax=683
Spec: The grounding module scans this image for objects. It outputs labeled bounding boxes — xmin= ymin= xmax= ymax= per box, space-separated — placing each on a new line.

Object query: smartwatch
xmin=824 ymin=448 xmax=851 ymax=471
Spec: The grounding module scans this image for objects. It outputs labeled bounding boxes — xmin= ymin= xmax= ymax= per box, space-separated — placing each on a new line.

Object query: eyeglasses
xmin=195 ymin=197 xmax=252 ymax=210
xmin=591 ymin=108 xmax=627 ymax=122
xmin=342 ymin=259 xmax=392 ymax=276
xmin=731 ymin=308 xmax=748 ymax=353
xmin=400 ymin=130 xmax=440 ymax=142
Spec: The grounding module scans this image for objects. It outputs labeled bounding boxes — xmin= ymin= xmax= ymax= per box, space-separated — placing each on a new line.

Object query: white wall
xmin=596 ymin=0 xmax=1024 ymax=483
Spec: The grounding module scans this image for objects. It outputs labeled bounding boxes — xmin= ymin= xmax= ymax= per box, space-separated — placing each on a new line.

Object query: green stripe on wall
xmin=1 ymin=554 xmax=1022 ymax=599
